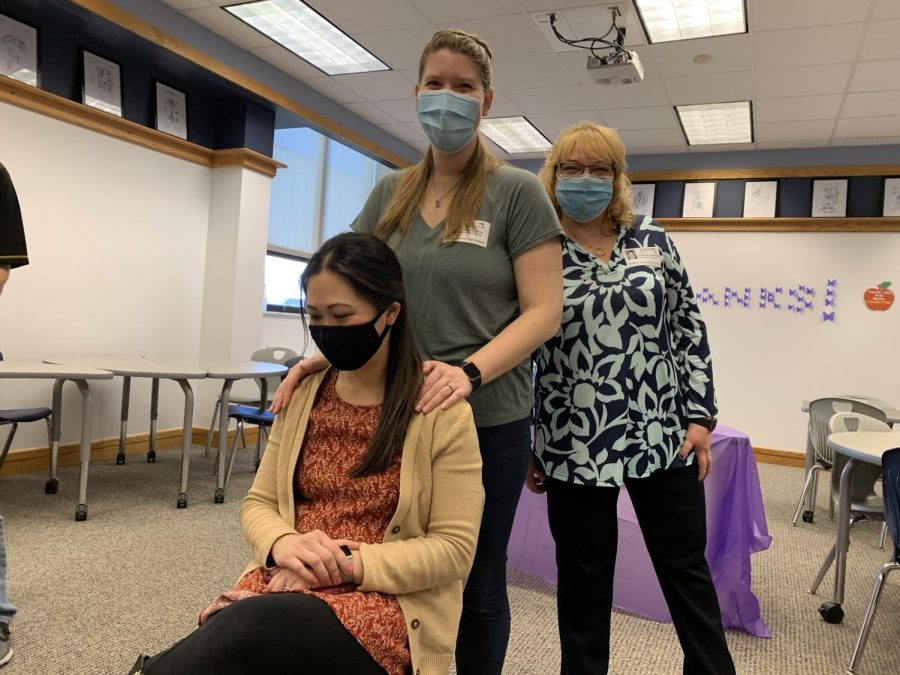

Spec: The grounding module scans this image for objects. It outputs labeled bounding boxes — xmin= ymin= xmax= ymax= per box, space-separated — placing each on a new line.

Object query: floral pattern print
xmin=534 ymin=216 xmax=716 ymax=486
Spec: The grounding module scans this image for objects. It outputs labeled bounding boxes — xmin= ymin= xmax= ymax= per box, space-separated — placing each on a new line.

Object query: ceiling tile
xmin=373 ymin=99 xmax=419 ymax=124
xmin=527 ymin=110 xmax=604 ymax=136
xmin=849 ymin=59 xmax=900 ymax=92
xmin=453 ymin=14 xmax=551 ymax=59
xmin=518 ymin=0 xmax=604 ymax=10
xmin=616 ymin=128 xmax=685 ymax=148
xmin=757 ymin=140 xmax=833 ymax=150
xmin=650 ymin=34 xmax=752 ymax=78
xmin=182 ymin=6 xmax=274 ymax=49
xmin=755 ymin=120 xmax=835 ymax=143
xmin=751 ymin=0 xmax=871 ymax=30
xmin=860 ymin=19 xmax=900 ymax=60
xmin=754 ymin=23 xmax=865 ymax=69
xmin=602 ymin=106 xmax=678 ymax=130
xmin=507 ymin=85 xmax=591 ymax=114
xmin=841 ymin=91 xmax=900 ymax=118
xmin=664 ymin=71 xmax=753 ymax=106
xmin=412 ymin=0 xmax=522 ymax=23
xmin=343 ymin=101 xmax=401 ymax=125
xmin=755 ymin=64 xmax=853 ymax=98
xmin=248 ymin=45 xmax=326 ymax=80
xmin=380 ymin=123 xmax=428 ymax=148
xmin=305 ymin=0 xmax=432 ymax=34
xmin=331 ymin=70 xmax=416 ymax=101
xmin=160 ymin=0 xmax=209 ymax=9
xmin=875 ymin=0 xmax=900 ymax=18
xmin=300 ymin=76 xmax=364 ymax=104
xmin=834 ymin=116 xmax=900 ymax=139
xmin=355 ymin=25 xmax=441 ymax=70
xmin=580 ymin=78 xmax=670 ymax=109
xmin=831 ymin=136 xmax=900 ymax=146
xmin=485 ymin=89 xmax=523 ymax=117
xmin=755 ymin=95 xmax=843 ymax=122
xmin=491 ymin=55 xmax=575 ymax=90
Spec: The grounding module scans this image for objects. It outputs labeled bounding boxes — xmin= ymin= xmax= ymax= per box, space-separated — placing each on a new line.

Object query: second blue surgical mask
xmin=555 ymin=175 xmax=614 ymax=223
xmin=417 ymin=89 xmax=482 ymax=154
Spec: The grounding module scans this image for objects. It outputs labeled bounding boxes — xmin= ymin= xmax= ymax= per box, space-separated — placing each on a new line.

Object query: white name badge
xmin=456 ymin=220 xmax=491 ymax=248
xmin=623 ymin=246 xmax=663 ymax=267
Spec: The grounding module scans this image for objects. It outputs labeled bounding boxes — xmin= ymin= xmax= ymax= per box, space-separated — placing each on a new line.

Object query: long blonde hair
xmin=375 ymin=29 xmax=502 ymax=244
xmin=538 ymin=122 xmax=636 ymax=228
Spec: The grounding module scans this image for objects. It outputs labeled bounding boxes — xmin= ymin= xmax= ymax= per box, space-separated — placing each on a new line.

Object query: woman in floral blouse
xmin=529 ymin=122 xmax=735 ymax=675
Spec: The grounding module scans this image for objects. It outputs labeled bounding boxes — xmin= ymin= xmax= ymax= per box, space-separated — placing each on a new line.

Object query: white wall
xmin=0 ymin=101 xmax=270 ymax=451
xmin=671 ymin=231 xmax=900 ymax=453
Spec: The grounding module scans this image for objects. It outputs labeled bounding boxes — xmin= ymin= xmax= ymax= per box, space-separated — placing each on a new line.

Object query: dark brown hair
xmin=301 ymin=232 xmax=423 ymax=476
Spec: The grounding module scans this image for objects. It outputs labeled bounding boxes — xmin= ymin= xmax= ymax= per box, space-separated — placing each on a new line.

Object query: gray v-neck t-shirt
xmin=352 ymin=164 xmax=561 ymax=427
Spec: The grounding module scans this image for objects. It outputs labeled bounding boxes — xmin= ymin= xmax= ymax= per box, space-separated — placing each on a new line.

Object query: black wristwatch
xmin=460 ymin=361 xmax=482 ymax=391
xmin=689 ymin=417 xmax=718 ymax=432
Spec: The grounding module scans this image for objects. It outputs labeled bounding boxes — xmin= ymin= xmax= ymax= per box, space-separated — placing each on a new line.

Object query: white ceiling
xmin=160 ymin=0 xmax=900 ymax=159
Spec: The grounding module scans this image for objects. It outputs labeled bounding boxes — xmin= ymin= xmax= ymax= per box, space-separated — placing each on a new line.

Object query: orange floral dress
xmin=200 ymin=370 xmax=411 ymax=675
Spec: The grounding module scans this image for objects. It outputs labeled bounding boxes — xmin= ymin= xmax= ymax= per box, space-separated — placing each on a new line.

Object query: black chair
xmin=846 ymin=445 xmax=900 ymax=673
xmin=0 ymin=352 xmax=53 ymax=477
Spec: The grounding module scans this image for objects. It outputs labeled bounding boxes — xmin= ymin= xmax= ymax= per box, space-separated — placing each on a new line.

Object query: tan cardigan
xmin=240 ymin=369 xmax=484 ymax=675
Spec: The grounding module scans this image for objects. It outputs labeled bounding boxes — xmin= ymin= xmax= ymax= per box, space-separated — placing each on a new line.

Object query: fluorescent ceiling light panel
xmin=225 ymin=0 xmax=388 ymax=75
xmin=480 ymin=117 xmax=552 ymax=154
xmin=635 ymin=0 xmax=746 ymax=43
xmin=676 ymin=101 xmax=752 ymax=145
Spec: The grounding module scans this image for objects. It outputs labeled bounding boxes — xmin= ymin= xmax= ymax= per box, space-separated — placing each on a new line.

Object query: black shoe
xmin=127 ymin=654 xmax=148 ymax=675
xmin=0 ymin=623 xmax=12 ymax=668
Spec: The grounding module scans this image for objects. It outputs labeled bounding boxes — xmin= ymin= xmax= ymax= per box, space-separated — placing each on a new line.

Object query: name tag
xmin=623 ymin=246 xmax=662 ymax=268
xmin=456 ymin=220 xmax=491 ymax=248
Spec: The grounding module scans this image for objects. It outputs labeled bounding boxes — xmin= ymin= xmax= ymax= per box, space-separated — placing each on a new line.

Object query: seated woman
xmin=130 ymin=233 xmax=484 ymax=675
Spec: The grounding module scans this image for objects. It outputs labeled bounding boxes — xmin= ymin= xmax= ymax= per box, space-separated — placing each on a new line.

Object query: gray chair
xmin=203 ymin=346 xmax=299 ymax=456
xmin=793 ymin=398 xmax=888 ymax=526
xmin=0 ymin=352 xmax=53 ymax=478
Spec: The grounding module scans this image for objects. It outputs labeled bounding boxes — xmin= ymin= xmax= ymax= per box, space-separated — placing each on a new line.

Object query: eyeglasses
xmin=556 ymin=162 xmax=616 ymax=179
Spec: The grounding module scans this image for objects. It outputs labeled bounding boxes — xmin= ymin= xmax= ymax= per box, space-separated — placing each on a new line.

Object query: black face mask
xmin=308 ymin=310 xmax=390 ymax=371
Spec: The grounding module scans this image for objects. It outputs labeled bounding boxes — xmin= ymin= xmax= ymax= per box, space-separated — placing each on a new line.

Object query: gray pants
xmin=0 ymin=514 xmax=16 ymax=624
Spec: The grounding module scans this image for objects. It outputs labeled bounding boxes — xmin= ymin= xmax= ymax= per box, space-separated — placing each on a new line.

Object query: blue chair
xmin=846 ymin=446 xmax=900 ymax=674
xmin=0 ymin=353 xmax=53 ymax=479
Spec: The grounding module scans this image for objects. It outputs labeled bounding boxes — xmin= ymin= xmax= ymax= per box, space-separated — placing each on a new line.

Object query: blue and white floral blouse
xmin=534 ymin=216 xmax=716 ymax=487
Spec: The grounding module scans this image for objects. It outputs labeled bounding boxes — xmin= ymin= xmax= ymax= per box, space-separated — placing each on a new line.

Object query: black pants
xmin=140 ymin=593 xmax=386 ymax=675
xmin=546 ymin=464 xmax=736 ymax=675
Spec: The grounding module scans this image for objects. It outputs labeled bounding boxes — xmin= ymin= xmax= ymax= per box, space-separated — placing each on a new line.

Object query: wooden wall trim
xmin=630 ymin=165 xmax=900 ymax=181
xmin=661 ymin=217 xmax=900 ymax=233
xmin=753 ymin=447 xmax=804 ymax=469
xmin=68 ymin=0 xmax=413 ymax=169
xmin=1 ymin=77 xmax=285 ymax=177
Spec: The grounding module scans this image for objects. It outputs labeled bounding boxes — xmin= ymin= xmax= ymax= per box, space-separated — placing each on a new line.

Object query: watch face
xmin=462 ymin=362 xmax=481 ymax=379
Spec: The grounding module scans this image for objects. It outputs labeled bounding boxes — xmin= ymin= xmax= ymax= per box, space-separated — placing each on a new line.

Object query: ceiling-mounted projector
xmin=587 ymin=50 xmax=644 ymax=85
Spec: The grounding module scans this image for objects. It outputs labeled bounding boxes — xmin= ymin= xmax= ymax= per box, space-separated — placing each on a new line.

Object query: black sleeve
xmin=0 ymin=162 xmax=29 ymax=268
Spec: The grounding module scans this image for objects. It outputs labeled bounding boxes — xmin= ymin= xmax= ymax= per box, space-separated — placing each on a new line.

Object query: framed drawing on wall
xmin=630 ymin=183 xmax=655 ymax=217
xmin=155 ymin=81 xmax=187 ymax=139
xmin=884 ymin=178 xmax=900 ymax=217
xmin=682 ymin=181 xmax=716 ymax=218
xmin=742 ymin=181 xmax=778 ymax=218
xmin=0 ymin=12 xmax=39 ymax=86
xmin=82 ymin=49 xmax=122 ymax=117
xmin=811 ymin=178 xmax=848 ymax=217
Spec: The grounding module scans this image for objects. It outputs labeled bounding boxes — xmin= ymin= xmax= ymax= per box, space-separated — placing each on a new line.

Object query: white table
xmin=44 ymin=355 xmax=207 ymax=508
xmin=0 ymin=362 xmax=113 ymax=520
xmin=190 ymin=360 xmax=287 ymax=504
xmin=817 ymin=431 xmax=900 ymax=624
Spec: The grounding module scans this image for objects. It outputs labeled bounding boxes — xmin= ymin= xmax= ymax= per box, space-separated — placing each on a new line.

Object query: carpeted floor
xmin=1 ymin=447 xmax=898 ymax=674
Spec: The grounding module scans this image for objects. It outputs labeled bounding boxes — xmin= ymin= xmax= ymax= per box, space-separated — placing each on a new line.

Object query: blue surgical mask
xmin=417 ymin=89 xmax=482 ymax=154
xmin=555 ymin=175 xmax=614 ymax=223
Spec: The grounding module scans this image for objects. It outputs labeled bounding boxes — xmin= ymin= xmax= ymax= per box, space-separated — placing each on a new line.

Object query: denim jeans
xmin=454 ymin=417 xmax=532 ymax=675
xmin=0 ymin=514 xmax=16 ymax=624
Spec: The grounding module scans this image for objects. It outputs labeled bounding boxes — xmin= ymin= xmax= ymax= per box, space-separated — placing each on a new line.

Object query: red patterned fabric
xmin=200 ymin=370 xmax=410 ymax=674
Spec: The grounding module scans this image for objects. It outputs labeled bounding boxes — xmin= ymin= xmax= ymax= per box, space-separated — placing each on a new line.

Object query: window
xmin=264 ymin=252 xmax=307 ymax=314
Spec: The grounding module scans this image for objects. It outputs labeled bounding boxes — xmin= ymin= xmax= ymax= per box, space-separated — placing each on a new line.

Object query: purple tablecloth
xmin=507 ymin=425 xmax=772 ymax=637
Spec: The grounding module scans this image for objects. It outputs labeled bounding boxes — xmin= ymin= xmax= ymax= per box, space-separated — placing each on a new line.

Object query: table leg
xmin=215 ymin=380 xmax=233 ymax=504
xmin=148 ymin=377 xmax=159 ymax=463
xmin=174 ymin=378 xmax=193 ymax=509
xmin=45 ymin=379 xmax=64 ymax=495
xmin=819 ymin=457 xmax=858 ymax=624
xmin=74 ymin=379 xmax=92 ymax=521
xmin=117 ymin=376 xmax=131 ymax=464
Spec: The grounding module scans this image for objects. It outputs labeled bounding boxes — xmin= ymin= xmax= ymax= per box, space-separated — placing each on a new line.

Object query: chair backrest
xmin=808 ymin=398 xmax=887 ymax=465
xmin=829 ymin=412 xmax=892 ymax=434
xmin=835 ymin=394 xmax=896 ymax=412
xmin=251 ymin=346 xmax=300 ymax=403
xmin=882 ymin=447 xmax=900 ymax=561
xmin=825 ymin=410 xmax=889 ymax=508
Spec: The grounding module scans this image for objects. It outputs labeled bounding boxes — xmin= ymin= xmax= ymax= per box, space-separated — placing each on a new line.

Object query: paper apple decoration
xmin=864 ymin=281 xmax=894 ymax=311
